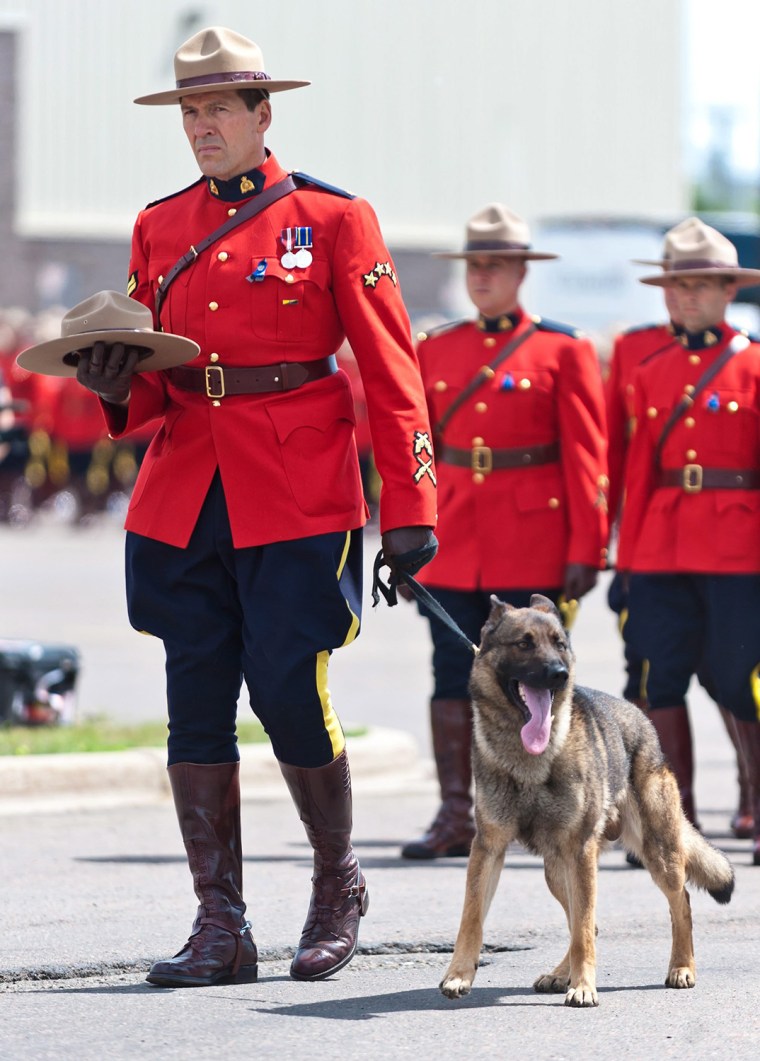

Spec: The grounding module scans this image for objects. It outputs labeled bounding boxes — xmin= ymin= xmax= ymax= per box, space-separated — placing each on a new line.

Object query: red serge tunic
xmin=102 ymin=152 xmax=437 ymax=548
xmin=416 ymin=309 xmax=608 ymax=591
xmin=605 ymin=322 xmax=679 ymax=520
xmin=617 ymin=324 xmax=760 ymax=574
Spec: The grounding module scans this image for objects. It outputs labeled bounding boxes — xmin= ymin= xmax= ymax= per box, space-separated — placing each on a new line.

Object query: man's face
xmin=668 ymin=275 xmax=737 ymax=334
xmin=465 ymin=256 xmax=527 ymax=318
xmin=181 ymin=92 xmax=271 ymax=180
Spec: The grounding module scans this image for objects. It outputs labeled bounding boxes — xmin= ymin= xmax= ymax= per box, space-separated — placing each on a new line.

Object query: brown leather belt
xmin=439 ymin=441 xmax=560 ymax=475
xmin=169 ymin=355 xmax=338 ymax=399
xmin=656 ymin=465 xmax=760 ymax=494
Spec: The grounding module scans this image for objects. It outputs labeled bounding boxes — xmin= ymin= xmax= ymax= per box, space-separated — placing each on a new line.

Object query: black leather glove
xmin=75 ymin=340 xmax=146 ymax=404
xmin=372 ymin=527 xmax=438 ymax=608
xmin=563 ymin=563 xmax=598 ymax=602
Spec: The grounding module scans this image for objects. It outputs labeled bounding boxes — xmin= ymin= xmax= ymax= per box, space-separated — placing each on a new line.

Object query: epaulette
xmin=416 ymin=319 xmax=469 ymax=342
xmin=531 ymin=315 xmax=584 ymax=339
xmin=144 ymin=178 xmax=205 ymax=210
xmin=620 ymin=320 xmax=669 ymax=336
xmin=291 ymin=172 xmax=355 ymax=200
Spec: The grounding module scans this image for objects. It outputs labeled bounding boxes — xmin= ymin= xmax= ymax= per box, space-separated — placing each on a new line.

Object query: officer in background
xmin=401 ymin=203 xmax=608 ymax=860
xmin=607 ymin=219 xmax=753 ymax=840
xmin=70 ymin=27 xmax=437 ymax=984
xmin=618 ymin=217 xmax=760 ymax=864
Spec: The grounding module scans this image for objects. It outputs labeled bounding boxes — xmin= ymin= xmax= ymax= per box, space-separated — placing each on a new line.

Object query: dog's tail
xmin=683 ymin=825 xmax=735 ymax=904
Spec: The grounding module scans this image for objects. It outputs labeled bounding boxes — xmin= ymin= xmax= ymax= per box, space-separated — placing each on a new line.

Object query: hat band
xmin=176 ymin=71 xmax=272 ymax=89
xmin=464 ymin=240 xmax=531 ymax=252
xmin=670 ymin=258 xmax=738 ymax=272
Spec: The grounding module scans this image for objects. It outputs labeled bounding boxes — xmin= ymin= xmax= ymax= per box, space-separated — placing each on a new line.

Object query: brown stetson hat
xmin=134 ymin=26 xmax=309 ymax=106
xmin=433 ymin=203 xmax=559 ymax=261
xmin=639 ymin=217 xmax=760 ymax=288
xmin=16 ymin=291 xmax=200 ymax=378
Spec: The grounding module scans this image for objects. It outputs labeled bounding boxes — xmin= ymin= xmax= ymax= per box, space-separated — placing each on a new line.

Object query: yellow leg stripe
xmin=336 ymin=529 xmax=360 ymax=648
xmin=639 ymin=658 xmax=649 ymax=702
xmin=750 ymin=664 xmax=760 ymax=722
xmin=336 ymin=530 xmax=352 ymax=579
xmin=316 ymin=649 xmax=345 ymax=757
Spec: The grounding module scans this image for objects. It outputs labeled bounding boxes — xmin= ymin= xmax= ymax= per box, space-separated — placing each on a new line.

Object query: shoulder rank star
xmin=412 ymin=431 xmax=436 ymax=485
xmin=363 ymin=261 xmax=397 ymax=289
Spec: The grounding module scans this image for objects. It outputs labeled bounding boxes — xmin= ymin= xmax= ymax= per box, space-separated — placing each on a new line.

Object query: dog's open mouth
xmin=513 ymin=682 xmax=554 ymax=756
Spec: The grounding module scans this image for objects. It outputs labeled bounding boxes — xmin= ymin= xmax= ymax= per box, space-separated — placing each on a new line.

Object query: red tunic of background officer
xmin=401 ymin=204 xmax=608 ymax=860
xmin=617 ymin=217 xmax=760 ymax=864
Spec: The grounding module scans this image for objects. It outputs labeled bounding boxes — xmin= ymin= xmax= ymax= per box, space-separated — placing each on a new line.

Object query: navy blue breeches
xmin=418 ymin=585 xmax=560 ymax=700
xmin=125 ymin=474 xmax=363 ymax=767
xmin=626 ymin=572 xmax=760 ymax=722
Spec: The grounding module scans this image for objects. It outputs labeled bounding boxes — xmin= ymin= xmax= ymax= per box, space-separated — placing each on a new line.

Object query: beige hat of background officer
xmin=134 ymin=25 xmax=310 ymax=105
xmin=639 ymin=217 xmax=760 ymax=288
xmin=434 ymin=203 xmax=559 ymax=261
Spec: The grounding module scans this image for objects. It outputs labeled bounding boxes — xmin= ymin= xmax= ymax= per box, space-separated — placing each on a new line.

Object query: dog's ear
xmin=479 ymin=595 xmax=512 ymax=643
xmin=530 ymin=593 xmax=562 ymax=621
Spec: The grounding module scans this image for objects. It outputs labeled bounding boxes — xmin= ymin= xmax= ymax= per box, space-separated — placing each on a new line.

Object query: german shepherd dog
xmin=440 ymin=595 xmax=734 ymax=1007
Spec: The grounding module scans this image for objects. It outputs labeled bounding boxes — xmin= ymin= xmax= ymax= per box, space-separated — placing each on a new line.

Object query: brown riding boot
xmin=732 ymin=718 xmax=760 ymax=866
xmin=649 ymin=705 xmax=699 ymax=827
xmin=402 ymin=697 xmax=475 ymax=859
xmin=146 ymin=762 xmax=258 ymax=987
xmin=719 ymin=706 xmax=755 ymax=839
xmin=280 ymin=748 xmax=369 ymax=981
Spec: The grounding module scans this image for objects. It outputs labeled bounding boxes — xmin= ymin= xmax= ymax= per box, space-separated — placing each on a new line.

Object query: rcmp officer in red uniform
xmin=69 ymin=27 xmax=438 ymax=984
xmin=400 ymin=204 xmax=608 ymax=860
xmin=617 ymin=217 xmax=760 ymax=864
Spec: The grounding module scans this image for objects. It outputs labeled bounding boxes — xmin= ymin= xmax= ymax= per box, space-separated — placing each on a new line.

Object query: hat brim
xmin=134 ymin=80 xmax=310 ymax=105
xmin=433 ymin=250 xmax=559 ymax=261
xmin=631 ymin=257 xmax=669 ymax=266
xmin=16 ymin=329 xmax=200 ymax=378
xmin=640 ymin=268 xmax=760 ymax=289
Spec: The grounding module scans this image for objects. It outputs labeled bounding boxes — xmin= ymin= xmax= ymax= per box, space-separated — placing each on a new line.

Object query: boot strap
xmin=197 ymin=916 xmax=253 ymax=976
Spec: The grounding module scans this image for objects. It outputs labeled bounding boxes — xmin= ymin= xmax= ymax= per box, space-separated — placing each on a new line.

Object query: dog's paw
xmin=665 ymin=965 xmax=696 ymax=989
xmin=565 ymin=982 xmax=598 ymax=1007
xmin=533 ymin=973 xmax=570 ymax=994
xmin=440 ymin=973 xmax=473 ymax=999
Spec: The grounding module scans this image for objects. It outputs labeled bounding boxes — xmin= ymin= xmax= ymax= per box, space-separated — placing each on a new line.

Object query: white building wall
xmin=0 ymin=0 xmax=685 ymax=245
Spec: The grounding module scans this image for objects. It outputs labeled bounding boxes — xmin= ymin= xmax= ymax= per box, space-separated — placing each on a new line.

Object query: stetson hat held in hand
xmin=16 ymin=291 xmax=200 ymax=377
xmin=134 ymin=26 xmax=310 ymax=106
xmin=434 ymin=203 xmax=559 ymax=261
xmin=639 ymin=217 xmax=760 ymax=288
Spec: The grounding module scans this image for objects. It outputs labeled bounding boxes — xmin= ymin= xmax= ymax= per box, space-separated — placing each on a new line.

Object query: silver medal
xmin=295 ymin=249 xmax=313 ymax=268
xmin=281 ymin=251 xmax=297 ymax=269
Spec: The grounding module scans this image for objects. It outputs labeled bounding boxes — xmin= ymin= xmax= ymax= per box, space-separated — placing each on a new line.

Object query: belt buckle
xmin=471 ymin=445 xmax=493 ymax=475
xmin=683 ymin=463 xmax=703 ymax=493
xmin=205 ymin=365 xmax=225 ymax=400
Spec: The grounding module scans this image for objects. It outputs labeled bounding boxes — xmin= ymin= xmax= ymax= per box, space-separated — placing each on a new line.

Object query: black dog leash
xmin=371 ymin=547 xmax=479 ymax=656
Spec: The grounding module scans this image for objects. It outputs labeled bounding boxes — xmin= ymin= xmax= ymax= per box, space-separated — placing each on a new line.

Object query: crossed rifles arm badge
xmin=413 ymin=431 xmax=437 ymax=485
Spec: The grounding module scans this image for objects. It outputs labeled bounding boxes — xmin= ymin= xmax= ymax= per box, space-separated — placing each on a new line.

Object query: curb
xmin=0 ymin=726 xmax=435 ymax=816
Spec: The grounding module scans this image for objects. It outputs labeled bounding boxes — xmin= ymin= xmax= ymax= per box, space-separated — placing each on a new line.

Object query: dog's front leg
xmin=564 ymin=839 xmax=599 ymax=1007
xmin=440 ymin=820 xmax=511 ymax=999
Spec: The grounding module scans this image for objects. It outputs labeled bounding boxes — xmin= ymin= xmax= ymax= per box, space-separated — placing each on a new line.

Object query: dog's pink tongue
xmin=519 ymin=685 xmax=553 ymax=755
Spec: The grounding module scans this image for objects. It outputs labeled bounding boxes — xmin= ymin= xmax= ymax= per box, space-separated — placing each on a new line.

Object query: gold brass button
xmin=227 ymin=208 xmax=237 ymax=217
xmin=473 ymin=472 xmax=485 ymax=485
xmin=471 ymin=436 xmax=484 ymax=447
xmin=285 ymin=274 xmax=295 ymax=284
xmin=475 ymin=401 xmax=487 ymax=413
xmin=684 ymin=384 xmax=695 ymax=395
xmin=548 ymin=497 xmax=560 ymax=509
xmin=647 ymin=407 xmax=658 ymax=419
xmin=484 ymin=337 xmax=497 ymax=348
xmin=209 ymin=301 xmax=219 ymax=311
xmin=416 ymin=331 xmax=428 ymax=342
xmin=212 ymin=400 xmax=221 ymax=408
xmin=686 ymin=449 xmax=697 ymax=460
xmin=209 ymin=352 xmax=219 ymax=363
xmin=157 ymin=274 xmax=164 ymax=285
xmin=218 ymin=251 xmax=229 ymax=262
xmin=433 ymin=380 xmax=448 ymax=392
xmin=728 ymin=401 xmax=739 ymax=413
xmin=684 ymin=416 xmax=695 ymax=428
xmin=519 ymin=378 xmax=531 ymax=390
xmin=481 ymin=365 xmax=496 ymax=378
xmin=689 ymin=354 xmax=701 ymax=365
